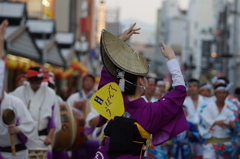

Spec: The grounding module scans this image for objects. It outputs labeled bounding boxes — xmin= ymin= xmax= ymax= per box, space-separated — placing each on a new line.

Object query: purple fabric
xmin=48 ymin=104 xmax=56 ymax=129
xmin=17 ymin=133 xmax=27 ymax=145
xmin=52 ymin=151 xmax=69 ymax=159
xmin=71 ymin=140 xmax=100 ymax=159
xmin=47 ymin=150 xmax=53 ymax=159
xmin=95 ymin=67 xmax=188 ymax=158
xmin=84 ymin=127 xmax=95 ymax=136
xmin=0 ymin=152 xmax=3 ymax=159
xmin=95 ymin=146 xmax=146 ymax=159
xmin=16 ymin=117 xmax=28 ymax=145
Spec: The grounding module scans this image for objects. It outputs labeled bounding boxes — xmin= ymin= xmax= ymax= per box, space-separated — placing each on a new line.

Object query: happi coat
xmin=0 ymin=93 xmax=39 ymax=159
xmin=11 ymin=82 xmax=61 ymax=159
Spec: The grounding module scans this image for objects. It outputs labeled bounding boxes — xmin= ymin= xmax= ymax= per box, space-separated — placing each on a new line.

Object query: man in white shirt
xmin=184 ymin=78 xmax=205 ymax=158
xmin=198 ymin=83 xmax=236 ymax=159
xmin=67 ymin=73 xmax=100 ymax=159
xmin=157 ymin=79 xmax=166 ymax=98
xmin=142 ymin=77 xmax=158 ymax=103
xmin=12 ymin=67 xmax=61 ymax=159
xmin=199 ymin=83 xmax=211 ymax=98
xmin=67 ymin=73 xmax=95 ymax=115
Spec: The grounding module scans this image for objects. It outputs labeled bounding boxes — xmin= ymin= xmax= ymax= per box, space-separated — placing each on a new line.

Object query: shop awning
xmin=0 ymin=2 xmax=27 ymax=26
xmin=43 ymin=39 xmax=66 ymax=67
xmin=61 ymin=47 xmax=77 ymax=65
xmin=26 ymin=20 xmax=65 ymax=67
xmin=26 ymin=20 xmax=55 ymax=34
xmin=5 ymin=26 xmax=42 ymax=62
xmin=55 ymin=32 xmax=77 ymax=66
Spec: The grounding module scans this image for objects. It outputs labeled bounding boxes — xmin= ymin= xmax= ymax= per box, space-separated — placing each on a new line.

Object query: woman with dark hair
xmin=93 ymin=24 xmax=188 ymax=159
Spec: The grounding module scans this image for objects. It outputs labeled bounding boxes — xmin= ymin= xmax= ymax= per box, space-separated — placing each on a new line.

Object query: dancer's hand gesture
xmin=0 ymin=20 xmax=8 ymax=57
xmin=44 ymin=136 xmax=52 ymax=146
xmin=8 ymin=125 xmax=21 ymax=135
xmin=160 ymin=41 xmax=176 ymax=60
xmin=119 ymin=23 xmax=140 ymax=42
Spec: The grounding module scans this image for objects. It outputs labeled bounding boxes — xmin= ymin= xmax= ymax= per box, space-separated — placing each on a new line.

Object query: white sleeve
xmin=66 ymin=95 xmax=75 ymax=108
xmin=85 ymin=104 xmax=99 ymax=127
xmin=0 ymin=60 xmax=4 ymax=100
xmin=167 ymin=59 xmax=185 ymax=87
xmin=57 ymin=96 xmax=63 ymax=103
xmin=15 ymin=98 xmax=40 ymax=149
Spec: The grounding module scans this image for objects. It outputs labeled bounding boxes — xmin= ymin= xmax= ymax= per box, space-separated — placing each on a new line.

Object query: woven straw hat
xmin=100 ymin=29 xmax=149 ymax=77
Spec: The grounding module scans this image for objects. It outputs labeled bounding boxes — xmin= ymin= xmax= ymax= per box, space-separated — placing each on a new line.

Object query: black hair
xmin=214 ymin=83 xmax=227 ymax=90
xmin=157 ymin=78 xmax=164 ymax=82
xmin=120 ymin=71 xmax=144 ymax=96
xmin=200 ymin=83 xmax=206 ymax=87
xmin=218 ymin=77 xmax=229 ymax=84
xmin=83 ymin=74 xmax=95 ymax=82
xmin=188 ymin=78 xmax=199 ymax=84
xmin=28 ymin=67 xmax=43 ymax=81
xmin=29 ymin=67 xmax=41 ymax=71
xmin=182 ymin=105 xmax=187 ymax=111
xmin=235 ymin=87 xmax=240 ymax=95
xmin=187 ymin=78 xmax=199 ymax=88
xmin=48 ymin=82 xmax=55 ymax=89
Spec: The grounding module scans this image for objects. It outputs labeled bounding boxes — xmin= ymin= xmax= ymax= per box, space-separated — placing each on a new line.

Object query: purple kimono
xmin=95 ymin=59 xmax=189 ymax=159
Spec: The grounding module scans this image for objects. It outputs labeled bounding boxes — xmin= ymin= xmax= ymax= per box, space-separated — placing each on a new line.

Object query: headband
xmin=42 ymin=77 xmax=55 ymax=85
xmin=215 ymin=83 xmax=233 ymax=92
xmin=148 ymin=78 xmax=156 ymax=82
xmin=157 ymin=80 xmax=165 ymax=85
xmin=27 ymin=70 xmax=43 ymax=78
xmin=199 ymin=83 xmax=211 ymax=90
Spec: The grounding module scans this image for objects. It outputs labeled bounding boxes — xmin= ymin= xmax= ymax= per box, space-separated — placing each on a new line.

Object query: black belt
xmin=0 ymin=144 xmax=27 ymax=153
xmin=38 ymin=128 xmax=48 ymax=136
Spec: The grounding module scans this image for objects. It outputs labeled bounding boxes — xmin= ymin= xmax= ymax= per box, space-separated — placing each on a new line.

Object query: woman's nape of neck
xmin=127 ymin=86 xmax=144 ymax=101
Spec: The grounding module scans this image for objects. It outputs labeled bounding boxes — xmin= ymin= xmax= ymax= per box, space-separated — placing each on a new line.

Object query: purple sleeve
xmin=16 ymin=117 xmax=28 ymax=145
xmin=144 ymin=85 xmax=188 ymax=145
xmin=0 ymin=152 xmax=4 ymax=159
xmin=97 ymin=67 xmax=118 ymax=127
xmin=48 ymin=104 xmax=56 ymax=129
xmin=98 ymin=67 xmax=118 ymax=89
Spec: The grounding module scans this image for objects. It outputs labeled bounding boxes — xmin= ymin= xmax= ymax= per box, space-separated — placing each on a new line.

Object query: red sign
xmin=80 ymin=18 xmax=87 ymax=34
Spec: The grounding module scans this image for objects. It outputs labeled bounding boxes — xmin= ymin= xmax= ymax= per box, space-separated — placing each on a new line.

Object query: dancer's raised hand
xmin=160 ymin=41 xmax=176 ymax=60
xmin=119 ymin=23 xmax=140 ymax=42
xmin=0 ymin=20 xmax=8 ymax=57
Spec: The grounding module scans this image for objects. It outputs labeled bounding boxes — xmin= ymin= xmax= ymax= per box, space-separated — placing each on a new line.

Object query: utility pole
xmin=217 ymin=5 xmax=230 ymax=76
xmin=232 ymin=0 xmax=238 ymax=87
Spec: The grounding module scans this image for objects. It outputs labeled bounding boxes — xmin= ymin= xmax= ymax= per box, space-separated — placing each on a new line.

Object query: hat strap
xmin=125 ymin=80 xmax=146 ymax=91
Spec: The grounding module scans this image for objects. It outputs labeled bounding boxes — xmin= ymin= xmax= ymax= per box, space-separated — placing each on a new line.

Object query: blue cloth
xmin=172 ymin=122 xmax=201 ymax=159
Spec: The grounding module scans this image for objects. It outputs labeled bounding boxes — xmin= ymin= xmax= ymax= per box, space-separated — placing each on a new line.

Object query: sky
xmin=96 ymin=0 xmax=189 ymax=26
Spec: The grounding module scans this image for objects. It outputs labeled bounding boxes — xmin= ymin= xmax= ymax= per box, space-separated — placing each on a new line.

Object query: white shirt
xmin=67 ymin=90 xmax=94 ymax=108
xmin=198 ymin=100 xmax=236 ymax=139
xmin=184 ymin=95 xmax=207 ymax=124
xmin=142 ymin=95 xmax=158 ymax=103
